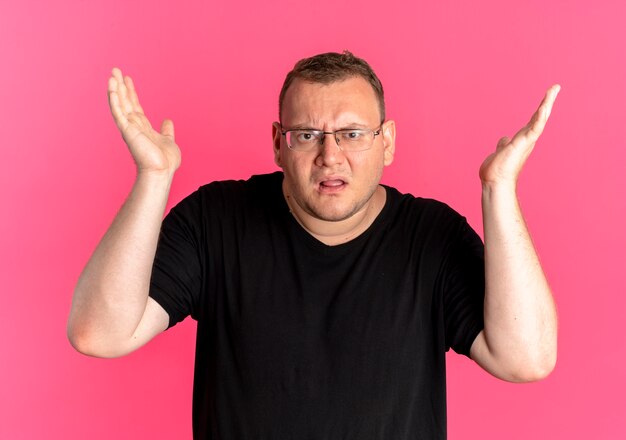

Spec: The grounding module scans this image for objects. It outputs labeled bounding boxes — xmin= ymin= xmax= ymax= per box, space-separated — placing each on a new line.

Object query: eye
xmin=340 ymin=130 xmax=364 ymax=141
xmin=295 ymin=131 xmax=318 ymax=143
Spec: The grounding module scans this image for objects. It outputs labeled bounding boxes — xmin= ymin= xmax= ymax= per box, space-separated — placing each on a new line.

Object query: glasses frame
xmin=280 ymin=123 xmax=384 ymax=152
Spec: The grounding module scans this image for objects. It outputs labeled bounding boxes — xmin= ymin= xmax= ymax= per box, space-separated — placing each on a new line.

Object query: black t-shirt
xmin=150 ymin=171 xmax=485 ymax=439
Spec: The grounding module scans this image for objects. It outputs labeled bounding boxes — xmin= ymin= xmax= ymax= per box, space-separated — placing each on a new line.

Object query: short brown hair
xmin=279 ymin=50 xmax=385 ymax=122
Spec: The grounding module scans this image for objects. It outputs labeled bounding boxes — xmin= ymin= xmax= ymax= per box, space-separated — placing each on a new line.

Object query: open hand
xmin=479 ymin=85 xmax=560 ymax=188
xmin=108 ymin=68 xmax=181 ymax=175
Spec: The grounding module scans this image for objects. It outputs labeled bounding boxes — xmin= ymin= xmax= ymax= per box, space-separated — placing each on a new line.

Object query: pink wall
xmin=2 ymin=0 xmax=624 ymax=438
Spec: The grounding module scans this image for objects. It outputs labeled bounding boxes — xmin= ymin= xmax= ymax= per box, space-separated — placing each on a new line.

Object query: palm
xmin=108 ymin=68 xmax=180 ymax=174
xmin=480 ymin=85 xmax=560 ymax=187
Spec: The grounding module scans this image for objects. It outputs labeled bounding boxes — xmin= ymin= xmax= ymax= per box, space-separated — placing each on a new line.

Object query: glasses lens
xmin=287 ymin=130 xmax=320 ymax=150
xmin=336 ymin=129 xmax=373 ymax=151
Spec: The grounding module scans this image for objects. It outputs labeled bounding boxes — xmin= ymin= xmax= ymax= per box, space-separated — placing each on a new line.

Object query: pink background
xmin=1 ymin=0 xmax=625 ymax=438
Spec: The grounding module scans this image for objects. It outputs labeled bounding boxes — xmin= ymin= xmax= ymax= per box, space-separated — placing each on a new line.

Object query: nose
xmin=316 ymin=133 xmax=344 ymax=167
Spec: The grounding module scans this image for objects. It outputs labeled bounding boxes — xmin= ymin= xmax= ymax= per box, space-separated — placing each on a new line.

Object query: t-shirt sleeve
xmin=149 ymin=190 xmax=205 ymax=329
xmin=438 ymin=215 xmax=485 ymax=357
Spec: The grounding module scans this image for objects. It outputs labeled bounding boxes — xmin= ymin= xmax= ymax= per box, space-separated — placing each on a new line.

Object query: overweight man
xmin=68 ymin=51 xmax=559 ymax=439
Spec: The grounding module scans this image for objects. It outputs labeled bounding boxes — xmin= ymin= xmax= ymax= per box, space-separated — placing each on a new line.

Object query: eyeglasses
xmin=281 ymin=125 xmax=383 ymax=152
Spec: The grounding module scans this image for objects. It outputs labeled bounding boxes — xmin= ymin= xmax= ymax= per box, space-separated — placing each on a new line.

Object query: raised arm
xmin=470 ymin=85 xmax=560 ymax=382
xmin=67 ymin=68 xmax=180 ymax=358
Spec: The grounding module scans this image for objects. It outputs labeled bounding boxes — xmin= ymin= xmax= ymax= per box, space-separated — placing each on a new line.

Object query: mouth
xmin=318 ymin=177 xmax=347 ymax=193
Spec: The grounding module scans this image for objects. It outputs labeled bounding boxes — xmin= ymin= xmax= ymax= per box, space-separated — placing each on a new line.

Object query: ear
xmin=272 ymin=122 xmax=283 ymax=167
xmin=382 ymin=120 xmax=396 ymax=166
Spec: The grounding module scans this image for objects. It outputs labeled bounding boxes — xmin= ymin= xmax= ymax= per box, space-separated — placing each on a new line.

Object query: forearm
xmin=68 ymin=171 xmax=173 ymax=356
xmin=477 ymin=183 xmax=557 ymax=381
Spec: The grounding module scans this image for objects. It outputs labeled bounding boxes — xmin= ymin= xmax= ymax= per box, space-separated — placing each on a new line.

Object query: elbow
xmin=473 ymin=330 xmax=558 ymax=383
xmin=66 ymin=322 xmax=127 ymax=359
xmin=505 ymin=351 xmax=557 ymax=383
xmin=67 ymin=325 xmax=101 ymax=358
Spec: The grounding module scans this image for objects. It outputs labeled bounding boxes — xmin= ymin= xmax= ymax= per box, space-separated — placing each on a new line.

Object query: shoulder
xmin=171 ymin=172 xmax=284 ymax=215
xmin=381 ymin=185 xmax=483 ymax=255
xmin=383 ymin=185 xmax=468 ymax=229
xmin=196 ymin=171 xmax=282 ymax=199
xmin=159 ymin=171 xmax=285 ymax=247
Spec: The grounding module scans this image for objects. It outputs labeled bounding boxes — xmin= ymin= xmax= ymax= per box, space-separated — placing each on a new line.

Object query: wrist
xmin=481 ymin=180 xmax=521 ymax=213
xmin=481 ymin=179 xmax=517 ymax=197
xmin=136 ymin=167 xmax=176 ymax=182
xmin=133 ymin=169 xmax=175 ymax=197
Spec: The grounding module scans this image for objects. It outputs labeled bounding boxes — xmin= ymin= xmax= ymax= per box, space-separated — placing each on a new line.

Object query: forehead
xmin=281 ymin=77 xmax=381 ymax=127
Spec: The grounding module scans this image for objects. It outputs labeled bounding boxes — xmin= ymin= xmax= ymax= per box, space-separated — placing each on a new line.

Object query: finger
xmin=111 ymin=66 xmax=123 ymax=82
xmin=108 ymin=76 xmax=128 ymax=130
xmin=111 ymin=67 xmax=133 ymax=114
xmin=509 ymin=84 xmax=560 ymax=149
xmin=161 ymin=119 xmax=175 ymax=140
xmin=526 ymin=84 xmax=561 ymax=140
xmin=540 ymin=84 xmax=561 ymax=119
xmin=125 ymin=75 xmax=145 ymax=114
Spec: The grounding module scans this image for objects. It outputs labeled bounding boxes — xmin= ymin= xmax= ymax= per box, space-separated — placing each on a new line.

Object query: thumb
xmin=161 ymin=119 xmax=175 ymax=139
xmin=496 ymin=136 xmax=510 ymax=151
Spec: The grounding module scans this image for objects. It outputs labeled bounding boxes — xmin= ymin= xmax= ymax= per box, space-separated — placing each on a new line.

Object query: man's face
xmin=273 ymin=76 xmax=395 ymax=225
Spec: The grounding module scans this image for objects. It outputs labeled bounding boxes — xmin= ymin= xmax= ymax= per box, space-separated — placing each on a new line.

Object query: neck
xmin=284 ymin=185 xmax=386 ymax=246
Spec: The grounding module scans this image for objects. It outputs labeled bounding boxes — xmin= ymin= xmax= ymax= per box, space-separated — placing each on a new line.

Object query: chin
xmin=306 ymin=201 xmax=362 ymax=223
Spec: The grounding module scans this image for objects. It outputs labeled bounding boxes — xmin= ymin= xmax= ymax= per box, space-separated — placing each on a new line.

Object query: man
xmin=68 ymin=51 xmax=558 ymax=438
